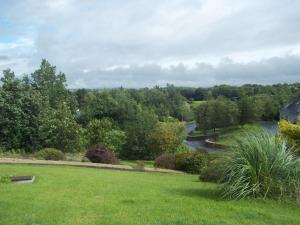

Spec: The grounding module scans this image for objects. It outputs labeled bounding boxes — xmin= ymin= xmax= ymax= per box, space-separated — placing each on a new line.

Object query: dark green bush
xmin=0 ymin=175 xmax=11 ymax=184
xmin=200 ymin=158 xmax=225 ymax=182
xmin=34 ymin=148 xmax=65 ymax=161
xmin=85 ymin=144 xmax=118 ymax=164
xmin=175 ymin=150 xmax=209 ymax=174
xmin=155 ymin=154 xmax=176 ymax=170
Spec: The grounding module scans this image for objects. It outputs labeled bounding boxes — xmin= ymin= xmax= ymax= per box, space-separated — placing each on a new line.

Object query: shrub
xmin=147 ymin=121 xmax=186 ymax=157
xmin=34 ymin=148 xmax=65 ymax=161
xmin=200 ymin=158 xmax=225 ymax=183
xmin=0 ymin=175 xmax=11 ymax=184
xmin=279 ymin=120 xmax=300 ymax=155
xmin=222 ymin=132 xmax=300 ymax=200
xmin=85 ymin=144 xmax=118 ymax=164
xmin=132 ymin=161 xmax=145 ymax=171
xmin=175 ymin=150 xmax=209 ymax=174
xmin=155 ymin=154 xmax=176 ymax=170
xmin=81 ymin=157 xmax=90 ymax=162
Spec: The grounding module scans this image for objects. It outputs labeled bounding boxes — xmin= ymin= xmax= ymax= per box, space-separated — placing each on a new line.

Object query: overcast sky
xmin=0 ymin=0 xmax=300 ymax=88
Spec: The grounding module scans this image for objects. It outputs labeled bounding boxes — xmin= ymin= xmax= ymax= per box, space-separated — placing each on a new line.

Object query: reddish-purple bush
xmin=85 ymin=144 xmax=118 ymax=164
xmin=154 ymin=154 xmax=176 ymax=170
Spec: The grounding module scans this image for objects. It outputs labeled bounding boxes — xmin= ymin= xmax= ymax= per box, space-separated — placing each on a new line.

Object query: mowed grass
xmin=120 ymin=160 xmax=155 ymax=168
xmin=0 ymin=164 xmax=299 ymax=225
xmin=217 ymin=124 xmax=262 ymax=145
xmin=190 ymin=100 xmax=207 ymax=109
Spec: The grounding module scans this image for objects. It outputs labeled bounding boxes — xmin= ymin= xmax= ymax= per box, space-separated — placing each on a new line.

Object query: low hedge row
xmin=155 ymin=150 xmax=209 ymax=174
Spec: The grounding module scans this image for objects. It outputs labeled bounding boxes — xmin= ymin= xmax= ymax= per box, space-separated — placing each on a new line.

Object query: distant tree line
xmin=182 ymin=84 xmax=300 ymax=133
xmin=1 ymin=59 xmax=299 ymax=158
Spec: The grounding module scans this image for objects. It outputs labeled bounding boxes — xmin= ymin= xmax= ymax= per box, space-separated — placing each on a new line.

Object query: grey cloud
xmin=0 ymin=0 xmax=300 ymax=87
xmin=66 ymin=54 xmax=300 ymax=88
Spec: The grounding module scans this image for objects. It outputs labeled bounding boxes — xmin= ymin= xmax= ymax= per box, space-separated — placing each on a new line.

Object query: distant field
xmin=0 ymin=164 xmax=299 ymax=225
xmin=190 ymin=100 xmax=207 ymax=109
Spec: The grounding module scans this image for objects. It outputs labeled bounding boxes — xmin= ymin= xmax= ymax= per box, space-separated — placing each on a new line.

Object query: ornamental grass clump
xmin=222 ymin=132 xmax=300 ymax=200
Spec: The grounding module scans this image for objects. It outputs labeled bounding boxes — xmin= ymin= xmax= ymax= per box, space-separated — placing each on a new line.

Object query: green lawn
xmin=189 ymin=124 xmax=261 ymax=143
xmin=217 ymin=124 xmax=262 ymax=145
xmin=120 ymin=160 xmax=155 ymax=168
xmin=0 ymin=165 xmax=299 ymax=225
xmin=190 ymin=100 xmax=207 ymax=109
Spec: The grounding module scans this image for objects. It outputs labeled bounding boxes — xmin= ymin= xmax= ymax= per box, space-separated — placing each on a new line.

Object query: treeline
xmin=180 ymin=84 xmax=300 ymax=132
xmin=1 ymin=59 xmax=299 ymax=158
xmin=0 ymin=60 xmax=189 ymax=159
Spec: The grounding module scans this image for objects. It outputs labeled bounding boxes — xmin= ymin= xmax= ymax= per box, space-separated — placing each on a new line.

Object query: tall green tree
xmin=238 ymin=96 xmax=262 ymax=125
xmin=31 ymin=59 xmax=77 ymax=111
xmin=121 ymin=108 xmax=158 ymax=159
xmin=0 ymin=69 xmax=46 ymax=151
xmin=195 ymin=97 xmax=239 ymax=132
xmin=40 ymin=102 xmax=86 ymax=152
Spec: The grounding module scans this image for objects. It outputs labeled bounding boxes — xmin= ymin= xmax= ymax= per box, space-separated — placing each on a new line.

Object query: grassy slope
xmin=0 ymin=165 xmax=299 ymax=225
xmin=189 ymin=124 xmax=261 ymax=143
xmin=190 ymin=100 xmax=207 ymax=109
xmin=217 ymin=124 xmax=262 ymax=145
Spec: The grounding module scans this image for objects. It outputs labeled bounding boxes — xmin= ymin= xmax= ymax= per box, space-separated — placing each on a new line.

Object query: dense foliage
xmin=195 ymin=97 xmax=239 ymax=132
xmin=222 ymin=132 xmax=300 ymax=200
xmin=279 ymin=120 xmax=300 ymax=155
xmin=154 ymin=151 xmax=209 ymax=174
xmin=175 ymin=151 xmax=209 ymax=174
xmin=147 ymin=122 xmax=186 ymax=157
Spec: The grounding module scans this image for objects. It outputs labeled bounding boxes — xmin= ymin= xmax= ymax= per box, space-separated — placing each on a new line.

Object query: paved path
xmin=0 ymin=158 xmax=184 ymax=174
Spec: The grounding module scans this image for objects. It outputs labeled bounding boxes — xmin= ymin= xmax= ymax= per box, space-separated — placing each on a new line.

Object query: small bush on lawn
xmin=132 ymin=161 xmax=145 ymax=171
xmin=0 ymin=175 xmax=11 ymax=184
xmin=222 ymin=132 xmax=300 ymax=200
xmin=155 ymin=154 xmax=176 ymax=170
xmin=81 ymin=157 xmax=90 ymax=162
xmin=175 ymin=150 xmax=209 ymax=174
xmin=85 ymin=144 xmax=118 ymax=164
xmin=34 ymin=148 xmax=65 ymax=161
xmin=200 ymin=158 xmax=225 ymax=183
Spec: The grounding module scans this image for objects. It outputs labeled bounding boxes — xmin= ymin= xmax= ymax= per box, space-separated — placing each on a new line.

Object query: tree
xmin=259 ymin=95 xmax=279 ymax=121
xmin=0 ymin=69 xmax=46 ymax=151
xmin=147 ymin=121 xmax=186 ymax=157
xmin=195 ymin=97 xmax=239 ymax=133
xmin=121 ymin=109 xmax=159 ymax=159
xmin=238 ymin=96 xmax=261 ymax=125
xmin=40 ymin=103 xmax=86 ymax=152
xmin=86 ymin=119 xmax=126 ymax=153
xmin=31 ymin=59 xmax=76 ymax=110
xmin=0 ymin=69 xmax=24 ymax=149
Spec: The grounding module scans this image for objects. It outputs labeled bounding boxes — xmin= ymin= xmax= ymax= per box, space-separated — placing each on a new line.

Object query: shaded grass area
xmin=0 ymin=164 xmax=299 ymax=225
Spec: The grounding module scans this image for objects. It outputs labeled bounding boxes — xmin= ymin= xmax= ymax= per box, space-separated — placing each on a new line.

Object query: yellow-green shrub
xmin=279 ymin=120 xmax=300 ymax=155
